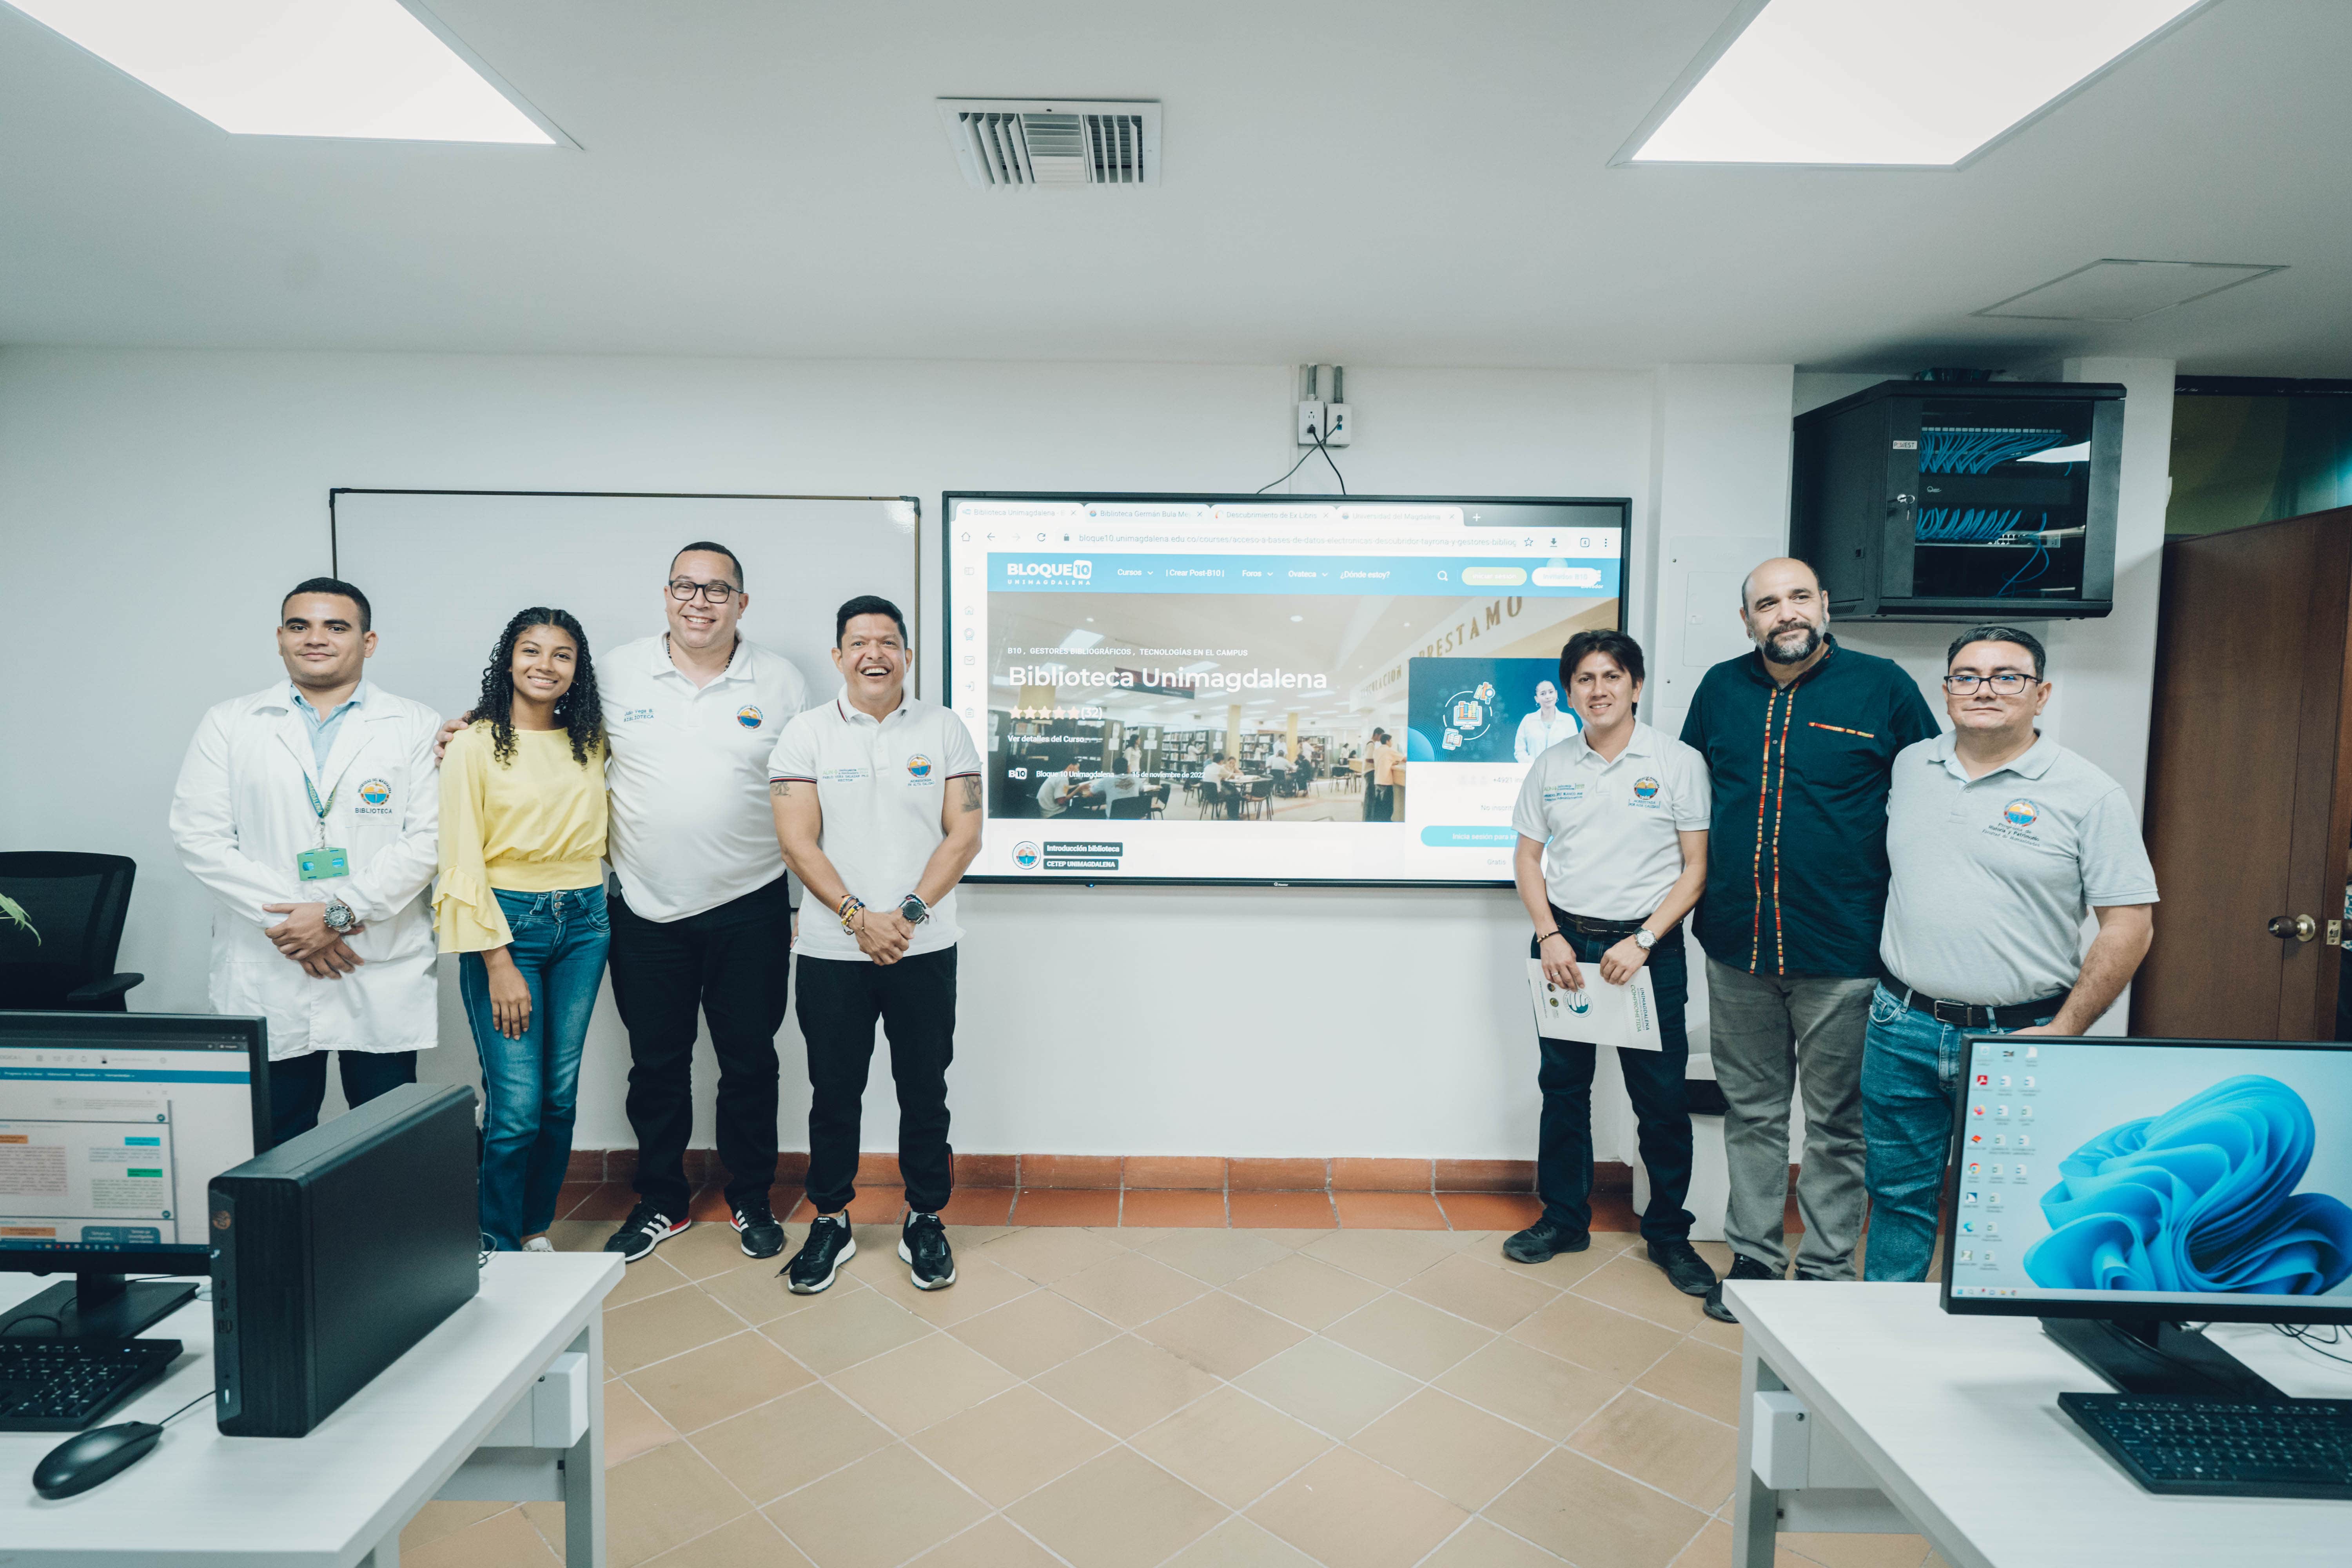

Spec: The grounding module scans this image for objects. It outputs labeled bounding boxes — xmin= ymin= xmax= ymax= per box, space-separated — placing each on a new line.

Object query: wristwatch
xmin=899 ymin=893 xmax=930 ymax=925
xmin=1633 ymin=929 xmax=1656 ymax=951
xmin=323 ymin=898 xmax=357 ymax=933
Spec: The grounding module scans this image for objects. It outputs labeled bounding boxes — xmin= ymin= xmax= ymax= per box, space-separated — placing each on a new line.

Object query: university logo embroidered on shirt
xmin=352 ymin=777 xmax=394 ymax=815
xmin=1985 ymin=797 xmax=2046 ymax=844
xmin=736 ymin=705 xmax=764 ymax=729
xmin=1629 ymin=776 xmax=1662 ymax=807
xmin=906 ymin=753 xmax=933 ymax=780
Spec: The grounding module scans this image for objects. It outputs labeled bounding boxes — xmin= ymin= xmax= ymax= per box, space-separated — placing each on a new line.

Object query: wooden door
xmin=2134 ymin=506 xmax=2352 ymax=1039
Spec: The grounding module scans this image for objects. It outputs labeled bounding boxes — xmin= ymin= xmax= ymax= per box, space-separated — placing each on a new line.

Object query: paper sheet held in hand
xmin=1526 ymin=959 xmax=1662 ymax=1050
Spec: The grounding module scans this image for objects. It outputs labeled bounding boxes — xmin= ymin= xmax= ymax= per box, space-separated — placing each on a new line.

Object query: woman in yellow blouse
xmin=437 ymin=608 xmax=608 ymax=1252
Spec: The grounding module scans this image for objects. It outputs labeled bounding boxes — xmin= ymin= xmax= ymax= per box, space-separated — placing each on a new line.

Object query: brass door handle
xmin=2269 ymin=915 xmax=2318 ymax=942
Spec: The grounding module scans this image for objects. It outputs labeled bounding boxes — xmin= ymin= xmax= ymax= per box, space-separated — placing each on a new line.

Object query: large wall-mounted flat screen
xmin=944 ymin=493 xmax=1629 ymax=886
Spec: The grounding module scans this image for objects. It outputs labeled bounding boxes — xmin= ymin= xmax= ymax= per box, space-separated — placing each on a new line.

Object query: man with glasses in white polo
xmin=1860 ymin=624 xmax=2156 ymax=1282
xmin=436 ymin=543 xmax=810 ymax=1262
xmin=593 ymin=543 xmax=813 ymax=1262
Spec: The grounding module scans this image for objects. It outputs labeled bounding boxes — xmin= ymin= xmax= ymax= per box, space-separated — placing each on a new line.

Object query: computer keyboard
xmin=0 ymin=1338 xmax=182 ymax=1432
xmin=2059 ymin=1392 xmax=2352 ymax=1498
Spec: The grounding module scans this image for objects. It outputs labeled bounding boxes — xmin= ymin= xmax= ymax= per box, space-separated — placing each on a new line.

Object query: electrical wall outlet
xmin=1322 ymin=403 xmax=1351 ymax=446
xmin=1297 ymin=399 xmax=1327 ymax=446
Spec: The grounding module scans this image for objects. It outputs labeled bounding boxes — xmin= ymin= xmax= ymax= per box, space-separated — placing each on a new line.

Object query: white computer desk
xmin=1725 ymin=1280 xmax=2352 ymax=1568
xmin=0 ymin=1251 xmax=621 ymax=1567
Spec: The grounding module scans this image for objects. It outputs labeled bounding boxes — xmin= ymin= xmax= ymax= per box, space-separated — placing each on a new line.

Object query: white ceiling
xmin=3 ymin=0 xmax=2348 ymax=374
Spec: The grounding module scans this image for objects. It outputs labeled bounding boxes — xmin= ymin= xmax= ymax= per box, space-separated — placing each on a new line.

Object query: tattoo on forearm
xmin=958 ymin=776 xmax=982 ymax=811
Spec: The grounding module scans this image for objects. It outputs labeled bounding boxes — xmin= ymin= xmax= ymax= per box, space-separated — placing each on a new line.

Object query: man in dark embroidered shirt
xmin=1679 ymin=558 xmax=1940 ymax=1322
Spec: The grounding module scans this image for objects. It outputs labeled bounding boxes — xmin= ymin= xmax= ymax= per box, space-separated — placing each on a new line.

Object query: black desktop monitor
xmin=1940 ymin=1035 xmax=2352 ymax=1398
xmin=0 ymin=1011 xmax=271 ymax=1340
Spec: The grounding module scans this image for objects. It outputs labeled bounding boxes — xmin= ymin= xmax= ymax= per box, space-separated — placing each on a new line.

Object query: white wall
xmin=0 ymin=348 xmax=2167 ymax=1154
xmin=1796 ymin=362 xmax=2177 ymax=1034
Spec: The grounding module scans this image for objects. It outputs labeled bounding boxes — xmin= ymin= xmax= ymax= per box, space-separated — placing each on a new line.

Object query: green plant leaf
xmin=0 ymin=893 xmax=41 ymax=946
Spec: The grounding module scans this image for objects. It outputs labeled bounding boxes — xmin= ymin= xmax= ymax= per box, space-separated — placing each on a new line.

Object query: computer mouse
xmin=32 ymin=1420 xmax=162 ymax=1499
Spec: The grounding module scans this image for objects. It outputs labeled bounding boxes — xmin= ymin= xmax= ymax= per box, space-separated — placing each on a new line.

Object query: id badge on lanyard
xmin=299 ymin=774 xmax=349 ymax=882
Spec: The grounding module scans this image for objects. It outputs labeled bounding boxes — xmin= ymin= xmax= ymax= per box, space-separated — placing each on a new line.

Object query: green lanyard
xmin=303 ymin=775 xmax=336 ymax=848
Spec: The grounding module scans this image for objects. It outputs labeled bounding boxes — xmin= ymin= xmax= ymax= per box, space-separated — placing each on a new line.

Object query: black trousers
xmin=1531 ymin=911 xmax=1695 ymax=1242
xmin=269 ymin=1050 xmax=415 ymax=1147
xmin=796 ymin=947 xmax=957 ymax=1215
xmin=608 ymin=874 xmax=791 ymax=1216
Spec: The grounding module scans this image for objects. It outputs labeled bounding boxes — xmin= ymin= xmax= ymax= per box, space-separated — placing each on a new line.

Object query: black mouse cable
xmin=154 ymin=1388 xmax=213 ymax=1428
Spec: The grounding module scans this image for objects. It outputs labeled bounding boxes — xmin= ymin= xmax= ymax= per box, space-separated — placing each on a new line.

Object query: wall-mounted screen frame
xmin=943 ymin=491 xmax=1630 ymax=887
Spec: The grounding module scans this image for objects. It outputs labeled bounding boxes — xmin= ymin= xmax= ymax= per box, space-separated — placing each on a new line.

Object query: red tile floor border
xmin=555 ymin=1176 xmax=1811 ymax=1237
xmin=1228 ymin=1190 xmax=1339 ymax=1229
xmin=1333 ymin=1191 xmax=1449 ymax=1229
xmin=1009 ymin=1188 xmax=1122 ymax=1226
xmin=1120 ymin=1189 xmax=1231 ymax=1227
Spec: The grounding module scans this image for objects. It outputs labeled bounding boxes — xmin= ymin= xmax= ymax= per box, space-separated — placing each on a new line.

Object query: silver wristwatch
xmin=323 ymin=898 xmax=357 ymax=933
xmin=899 ymin=893 xmax=930 ymax=925
xmin=1633 ymin=928 xmax=1656 ymax=951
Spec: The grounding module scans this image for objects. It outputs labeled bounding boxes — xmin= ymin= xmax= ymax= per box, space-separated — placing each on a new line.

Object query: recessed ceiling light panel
xmin=1618 ymin=0 xmax=2213 ymax=168
xmin=1975 ymin=259 xmax=2286 ymax=321
xmin=5 ymin=0 xmax=559 ymax=143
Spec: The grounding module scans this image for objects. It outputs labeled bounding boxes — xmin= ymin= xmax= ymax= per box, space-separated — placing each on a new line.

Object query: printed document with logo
xmin=1526 ymin=960 xmax=1661 ymax=1050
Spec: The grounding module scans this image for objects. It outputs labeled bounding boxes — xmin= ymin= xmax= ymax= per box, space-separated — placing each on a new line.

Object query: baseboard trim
xmin=563 ymin=1150 xmax=1605 ymax=1194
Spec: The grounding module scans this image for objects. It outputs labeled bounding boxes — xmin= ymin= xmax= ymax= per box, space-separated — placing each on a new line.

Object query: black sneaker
xmin=603 ymin=1201 xmax=688 ymax=1263
xmin=785 ymin=1212 xmax=856 ymax=1294
xmin=1502 ymin=1219 xmax=1591 ymax=1265
xmin=732 ymin=1200 xmax=786 ymax=1260
xmin=1646 ymin=1238 xmax=1718 ymax=1297
xmin=1703 ymin=1253 xmax=1781 ymax=1323
xmin=900 ymin=1211 xmax=956 ymax=1290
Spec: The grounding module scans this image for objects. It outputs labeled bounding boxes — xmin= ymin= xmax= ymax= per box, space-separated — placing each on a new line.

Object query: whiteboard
xmin=330 ymin=490 xmax=919 ymax=718
xmin=328 ymin=489 xmax=919 ymax=1159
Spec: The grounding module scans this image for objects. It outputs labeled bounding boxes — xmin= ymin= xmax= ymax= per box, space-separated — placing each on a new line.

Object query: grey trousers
xmin=1705 ymin=959 xmax=1875 ymax=1279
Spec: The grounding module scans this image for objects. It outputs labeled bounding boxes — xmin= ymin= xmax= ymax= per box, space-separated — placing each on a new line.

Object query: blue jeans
xmin=1531 ymin=916 xmax=1694 ymax=1242
xmin=1860 ymin=983 xmax=2055 ymax=1282
xmin=460 ymin=886 xmax=610 ymax=1250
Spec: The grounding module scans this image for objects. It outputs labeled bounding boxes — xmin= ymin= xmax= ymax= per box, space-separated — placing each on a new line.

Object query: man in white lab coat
xmin=170 ymin=578 xmax=443 ymax=1145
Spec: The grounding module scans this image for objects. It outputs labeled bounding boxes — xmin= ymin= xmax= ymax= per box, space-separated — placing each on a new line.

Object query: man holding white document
xmin=1506 ymin=629 xmax=1717 ymax=1299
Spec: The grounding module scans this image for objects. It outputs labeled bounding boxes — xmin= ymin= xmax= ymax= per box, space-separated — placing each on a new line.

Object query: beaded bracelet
xmin=837 ymin=894 xmax=865 ymax=931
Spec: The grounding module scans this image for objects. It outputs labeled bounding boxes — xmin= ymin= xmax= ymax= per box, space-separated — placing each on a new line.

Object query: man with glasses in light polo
xmin=1860 ymin=624 xmax=2156 ymax=1283
xmin=576 ymin=544 xmax=811 ymax=1262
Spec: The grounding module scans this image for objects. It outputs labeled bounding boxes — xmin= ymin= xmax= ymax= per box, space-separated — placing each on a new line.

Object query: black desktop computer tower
xmin=209 ymin=1083 xmax=480 ymax=1437
xmin=1792 ymin=379 xmax=2125 ymax=621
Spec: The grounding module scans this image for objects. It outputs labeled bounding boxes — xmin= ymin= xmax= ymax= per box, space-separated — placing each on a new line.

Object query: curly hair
xmin=474 ymin=607 xmax=605 ymax=766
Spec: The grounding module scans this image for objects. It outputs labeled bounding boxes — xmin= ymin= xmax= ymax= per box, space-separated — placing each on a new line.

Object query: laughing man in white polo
xmin=768 ymin=595 xmax=984 ymax=1294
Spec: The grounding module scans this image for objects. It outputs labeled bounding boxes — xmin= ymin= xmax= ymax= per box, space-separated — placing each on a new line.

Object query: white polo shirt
xmin=1511 ymin=720 xmax=1711 ymax=921
xmin=600 ymin=634 xmax=811 ymax=922
xmin=768 ymin=689 xmax=982 ymax=962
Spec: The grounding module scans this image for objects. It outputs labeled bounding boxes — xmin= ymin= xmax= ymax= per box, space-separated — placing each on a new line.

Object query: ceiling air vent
xmin=938 ymin=99 xmax=1161 ymax=189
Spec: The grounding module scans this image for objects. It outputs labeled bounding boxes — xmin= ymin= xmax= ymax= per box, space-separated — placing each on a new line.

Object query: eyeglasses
xmin=1942 ymin=673 xmax=2036 ymax=695
xmin=668 ymin=579 xmax=741 ymax=604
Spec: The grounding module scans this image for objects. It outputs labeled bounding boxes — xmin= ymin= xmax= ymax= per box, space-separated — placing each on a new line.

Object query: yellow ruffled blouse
xmin=434 ymin=723 xmax=608 ymax=953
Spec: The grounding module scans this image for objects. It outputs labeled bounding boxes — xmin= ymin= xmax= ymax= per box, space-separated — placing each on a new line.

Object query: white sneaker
xmin=522 ymin=1236 xmax=555 ymax=1253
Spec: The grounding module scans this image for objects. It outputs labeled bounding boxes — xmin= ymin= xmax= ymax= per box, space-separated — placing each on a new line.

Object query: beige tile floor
xmin=399 ymin=1222 xmax=1954 ymax=1568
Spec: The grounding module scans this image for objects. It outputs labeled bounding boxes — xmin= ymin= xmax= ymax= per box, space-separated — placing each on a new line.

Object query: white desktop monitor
xmin=1940 ymin=1036 xmax=2352 ymax=1326
xmin=0 ymin=1011 xmax=269 ymax=1282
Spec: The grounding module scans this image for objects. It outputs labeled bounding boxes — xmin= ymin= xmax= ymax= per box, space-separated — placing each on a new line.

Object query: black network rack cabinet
xmin=1792 ymin=380 xmax=2124 ymax=621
